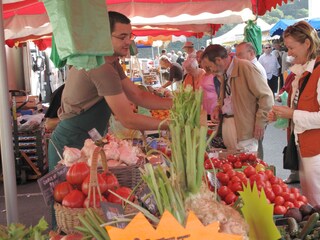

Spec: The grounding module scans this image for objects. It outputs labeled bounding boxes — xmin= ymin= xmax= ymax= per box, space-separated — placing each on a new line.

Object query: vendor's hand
xmin=272 ymin=105 xmax=294 ymax=119
xmin=254 ymin=125 xmax=265 ymax=140
xmin=210 ymin=107 xmax=221 ymax=122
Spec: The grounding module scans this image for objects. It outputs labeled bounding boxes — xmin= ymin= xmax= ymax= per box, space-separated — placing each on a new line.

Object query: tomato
xmin=101 ymin=172 xmax=120 ymax=193
xmin=272 ymin=184 xmax=283 ymax=196
xmin=244 ymin=166 xmax=256 ymax=178
xmin=233 ymin=161 xmax=242 ymax=169
xmin=283 ymin=193 xmax=295 ymax=202
xmin=281 ymin=186 xmax=290 ymax=195
xmin=264 ymin=169 xmax=274 ymax=180
xmin=236 ymin=171 xmax=246 ymax=180
xmin=259 ymin=160 xmax=268 ymax=166
xmin=62 ymin=189 xmax=86 ymax=208
xmin=107 ymin=186 xmax=134 ymax=205
xmin=83 ymin=194 xmax=108 ymax=208
xmin=255 ymin=181 xmax=266 ymax=191
xmin=274 ymin=205 xmax=287 ymax=215
xmin=264 ymin=188 xmax=276 ymax=202
xmin=274 ymin=195 xmax=285 ymax=206
xmin=297 ymin=195 xmax=308 ymax=204
xmin=226 ymin=169 xmax=236 ymax=179
xmin=66 ymin=162 xmax=90 ymax=185
xmin=208 ymin=184 xmax=215 ymax=192
xmin=230 ymin=176 xmax=241 ymax=183
xmin=238 ymin=153 xmax=248 ymax=162
xmin=230 ymin=182 xmax=243 ymax=193
xmin=248 ymin=153 xmax=257 ymax=162
xmin=224 ymin=192 xmax=237 ymax=205
xmin=293 ymin=200 xmax=305 ymax=208
xmin=241 ymin=177 xmax=248 ymax=186
xmin=264 ymin=180 xmax=272 ymax=189
xmin=249 ymin=173 xmax=264 ymax=184
xmin=283 ymin=201 xmax=295 ymax=209
xmin=222 ymin=163 xmax=233 ymax=173
xmin=218 ymin=186 xmax=231 ymax=198
xmin=269 ymin=176 xmax=280 ymax=185
xmin=227 ymin=154 xmax=237 ymax=163
xmin=293 ymin=192 xmax=300 ymax=199
xmin=290 ymin=187 xmax=300 ymax=194
xmin=81 ymin=173 xmax=108 ymax=195
xmin=216 ymin=172 xmax=230 ymax=185
xmin=53 ymin=181 xmax=73 ymax=203
xmin=213 ymin=160 xmax=223 ymax=169
xmin=204 ymin=158 xmax=213 ymax=169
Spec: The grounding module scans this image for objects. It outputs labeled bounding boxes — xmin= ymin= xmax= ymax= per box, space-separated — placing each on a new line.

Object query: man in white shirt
xmin=170 ymin=50 xmax=178 ymax=62
xmin=201 ymin=44 xmax=274 ymax=153
xmin=258 ymin=43 xmax=281 ymax=95
xmin=236 ymin=42 xmax=267 ymax=80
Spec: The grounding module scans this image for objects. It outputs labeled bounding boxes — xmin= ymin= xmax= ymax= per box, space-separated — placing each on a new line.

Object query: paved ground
xmin=0 ymin=122 xmax=298 ymax=229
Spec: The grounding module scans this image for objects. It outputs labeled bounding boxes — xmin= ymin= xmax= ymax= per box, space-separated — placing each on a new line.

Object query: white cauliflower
xmin=184 ymin=185 xmax=249 ymax=239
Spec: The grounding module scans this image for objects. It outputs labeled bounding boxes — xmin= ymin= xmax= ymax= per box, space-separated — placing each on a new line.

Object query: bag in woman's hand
xmin=283 ymin=132 xmax=299 ymax=170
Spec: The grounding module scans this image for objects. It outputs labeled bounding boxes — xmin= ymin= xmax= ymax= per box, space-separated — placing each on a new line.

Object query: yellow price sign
xmin=106 ymin=210 xmax=242 ymax=240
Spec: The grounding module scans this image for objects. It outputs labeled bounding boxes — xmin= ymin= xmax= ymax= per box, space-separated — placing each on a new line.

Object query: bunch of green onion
xmin=169 ymin=85 xmax=208 ymax=195
xmin=141 ymin=86 xmax=209 ymax=224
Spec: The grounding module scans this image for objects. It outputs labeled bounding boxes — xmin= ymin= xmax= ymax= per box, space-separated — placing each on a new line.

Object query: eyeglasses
xmin=264 ymin=46 xmax=271 ymax=49
xmin=112 ymin=33 xmax=136 ymax=41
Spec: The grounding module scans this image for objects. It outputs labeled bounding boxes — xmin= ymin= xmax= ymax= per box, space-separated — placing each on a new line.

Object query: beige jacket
xmin=221 ymin=58 xmax=274 ymax=141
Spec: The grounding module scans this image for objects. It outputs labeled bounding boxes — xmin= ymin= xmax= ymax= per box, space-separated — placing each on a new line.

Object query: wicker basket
xmin=55 ymin=146 xmax=107 ymax=234
xmin=54 ymin=202 xmax=106 ymax=234
xmin=54 ymin=146 xmax=142 ymax=234
xmin=109 ymin=164 xmax=142 ymax=189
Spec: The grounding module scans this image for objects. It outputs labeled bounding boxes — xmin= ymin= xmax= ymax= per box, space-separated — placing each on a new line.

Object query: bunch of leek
xmin=140 ymin=86 xmax=208 ymax=225
xmin=169 ymin=85 xmax=208 ymax=196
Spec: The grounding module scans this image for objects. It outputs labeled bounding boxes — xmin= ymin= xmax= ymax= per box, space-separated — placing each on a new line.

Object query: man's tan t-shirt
xmin=59 ymin=57 xmax=127 ymax=120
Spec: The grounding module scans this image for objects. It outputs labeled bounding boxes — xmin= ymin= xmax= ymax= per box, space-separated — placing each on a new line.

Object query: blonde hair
xmin=283 ymin=20 xmax=320 ymax=61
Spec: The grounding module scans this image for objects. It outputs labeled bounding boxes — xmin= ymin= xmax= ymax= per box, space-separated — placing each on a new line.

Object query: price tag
xmin=137 ymin=185 xmax=158 ymax=215
xmin=37 ymin=165 xmax=68 ymax=206
xmin=100 ymin=202 xmax=127 ymax=229
xmin=207 ymin=170 xmax=220 ymax=189
xmin=88 ymin=128 xmax=102 ymax=141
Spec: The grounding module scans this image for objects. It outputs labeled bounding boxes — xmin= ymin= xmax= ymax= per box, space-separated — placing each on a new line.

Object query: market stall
xmin=0 ymin=0 xmax=294 ymax=232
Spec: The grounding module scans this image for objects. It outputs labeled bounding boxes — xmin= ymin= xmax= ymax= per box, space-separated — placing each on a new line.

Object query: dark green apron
xmin=48 ymin=99 xmax=111 ymax=171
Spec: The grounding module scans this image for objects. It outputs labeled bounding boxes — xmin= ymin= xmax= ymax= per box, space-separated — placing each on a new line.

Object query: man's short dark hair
xmin=201 ymin=44 xmax=228 ymax=63
xmin=108 ymin=11 xmax=131 ymax=32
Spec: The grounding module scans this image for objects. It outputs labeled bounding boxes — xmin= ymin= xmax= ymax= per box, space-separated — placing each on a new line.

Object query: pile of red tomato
xmin=205 ymin=153 xmax=308 ymax=215
xmin=53 ymin=162 xmax=135 ymax=208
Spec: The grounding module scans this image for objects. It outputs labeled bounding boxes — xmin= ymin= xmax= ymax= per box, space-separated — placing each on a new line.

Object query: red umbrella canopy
xmin=3 ymin=0 xmax=291 ymax=19
xmin=2 ymin=0 xmax=291 ymax=48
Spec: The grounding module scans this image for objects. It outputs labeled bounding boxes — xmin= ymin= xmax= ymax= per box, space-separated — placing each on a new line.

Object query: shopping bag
xmin=43 ymin=0 xmax=114 ymax=70
xmin=283 ymin=132 xmax=299 ymax=170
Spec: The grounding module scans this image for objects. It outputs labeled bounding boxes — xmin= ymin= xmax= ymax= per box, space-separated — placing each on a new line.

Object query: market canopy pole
xmin=0 ymin=0 xmax=19 ymax=225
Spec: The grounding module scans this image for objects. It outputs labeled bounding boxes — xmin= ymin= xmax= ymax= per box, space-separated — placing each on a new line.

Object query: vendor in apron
xmin=48 ymin=11 xmax=172 ymax=171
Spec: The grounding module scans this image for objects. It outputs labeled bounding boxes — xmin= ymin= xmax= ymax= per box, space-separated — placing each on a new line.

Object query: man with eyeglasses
xmin=201 ymin=44 xmax=274 ymax=153
xmin=258 ymin=43 xmax=281 ymax=96
xmin=48 ymin=11 xmax=172 ymax=170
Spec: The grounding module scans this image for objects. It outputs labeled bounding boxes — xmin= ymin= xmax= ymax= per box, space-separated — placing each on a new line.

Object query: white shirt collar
xmin=290 ymin=59 xmax=316 ymax=77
